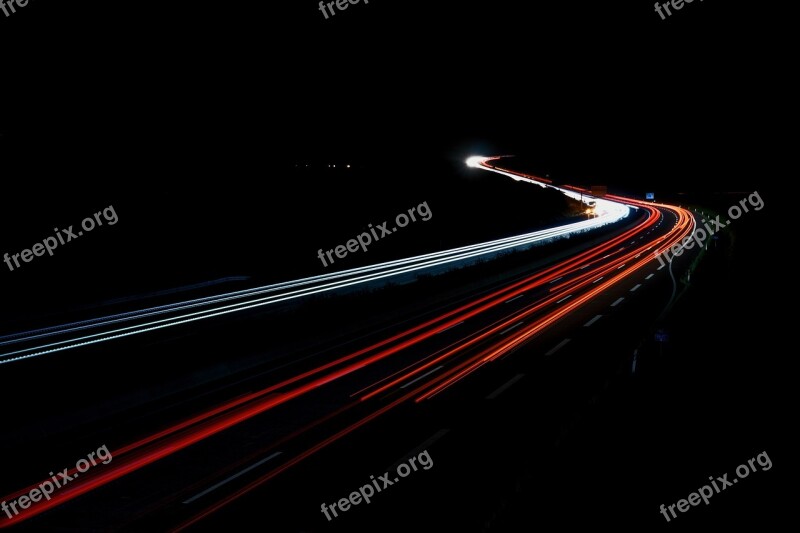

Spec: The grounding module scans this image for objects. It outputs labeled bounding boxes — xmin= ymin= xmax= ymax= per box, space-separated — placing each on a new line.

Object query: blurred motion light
xmin=466 ymin=156 xmax=486 ymax=168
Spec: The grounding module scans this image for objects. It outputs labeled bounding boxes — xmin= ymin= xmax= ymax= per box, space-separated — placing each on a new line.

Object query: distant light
xmin=347 ymin=164 xmax=351 ymax=168
xmin=466 ymin=156 xmax=486 ymax=168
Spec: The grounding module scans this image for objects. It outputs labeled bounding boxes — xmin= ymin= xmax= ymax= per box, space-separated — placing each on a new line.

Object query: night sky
xmin=2 ymin=0 xmax=788 ymax=189
xmin=1 ymin=0 xmax=785 ymax=324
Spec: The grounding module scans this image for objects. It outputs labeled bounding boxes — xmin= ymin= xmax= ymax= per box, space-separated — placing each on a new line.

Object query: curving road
xmin=1 ymin=157 xmax=698 ymax=530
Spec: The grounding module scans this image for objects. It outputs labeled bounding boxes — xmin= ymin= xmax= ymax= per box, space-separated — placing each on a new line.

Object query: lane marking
xmin=183 ymin=452 xmax=283 ymax=504
xmin=584 ymin=315 xmax=602 ymax=327
xmin=630 ymin=284 xmax=642 ymax=292
xmin=545 ymin=338 xmax=571 ymax=356
xmin=439 ymin=321 xmax=463 ymax=333
xmin=401 ymin=365 xmax=445 ymax=389
xmin=486 ymin=374 xmax=526 ymax=400
xmin=500 ymin=321 xmax=525 ymax=335
xmin=611 ymin=297 xmax=624 ymax=307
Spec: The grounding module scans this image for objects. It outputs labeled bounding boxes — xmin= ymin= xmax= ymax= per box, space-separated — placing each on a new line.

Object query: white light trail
xmin=0 ymin=158 xmax=630 ymax=365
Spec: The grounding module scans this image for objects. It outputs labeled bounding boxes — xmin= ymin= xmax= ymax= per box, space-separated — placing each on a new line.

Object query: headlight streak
xmin=1 ymin=177 xmax=629 ymax=365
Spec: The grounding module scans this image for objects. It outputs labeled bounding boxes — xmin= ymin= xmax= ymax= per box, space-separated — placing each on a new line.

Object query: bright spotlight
xmin=466 ymin=156 xmax=486 ymax=168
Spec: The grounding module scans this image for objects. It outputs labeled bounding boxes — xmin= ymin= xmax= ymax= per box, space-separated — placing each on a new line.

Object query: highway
xmin=0 ymin=158 xmax=701 ymax=530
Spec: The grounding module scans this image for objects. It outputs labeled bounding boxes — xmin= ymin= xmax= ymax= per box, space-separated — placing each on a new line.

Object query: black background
xmin=0 ymin=0 xmax=791 ymax=530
